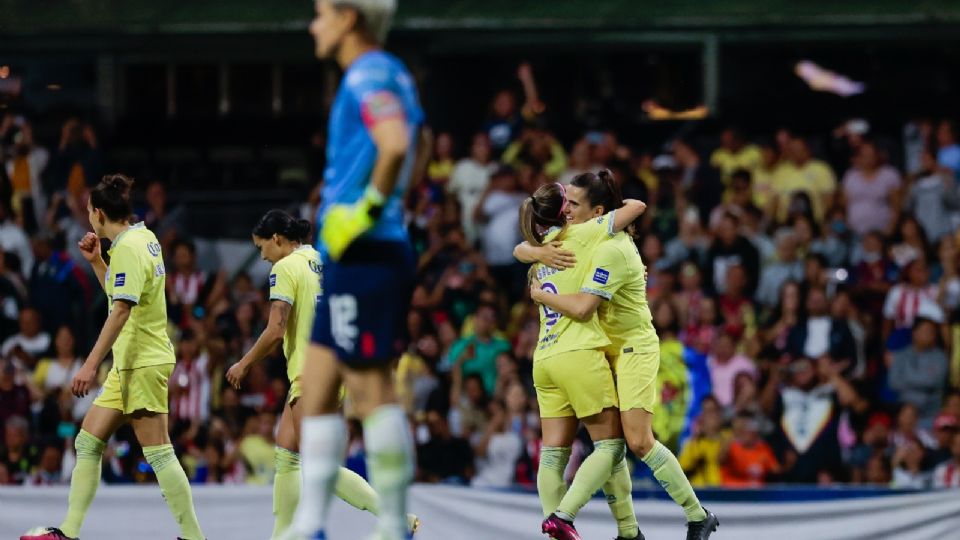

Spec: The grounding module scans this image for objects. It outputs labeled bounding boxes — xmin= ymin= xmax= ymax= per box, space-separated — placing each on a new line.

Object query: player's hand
xmin=321 ymin=185 xmax=386 ymax=261
xmin=77 ymin=232 xmax=102 ymax=264
xmin=71 ymin=363 xmax=97 ymax=398
xmin=536 ymin=241 xmax=576 ymax=270
xmin=225 ymin=361 xmax=250 ymax=390
xmin=529 ymin=277 xmax=545 ymax=303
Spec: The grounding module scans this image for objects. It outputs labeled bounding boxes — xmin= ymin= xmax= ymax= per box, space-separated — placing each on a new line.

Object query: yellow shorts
xmin=93 ymin=364 xmax=174 ymax=415
xmin=610 ymin=345 xmax=660 ymax=413
xmin=534 ymin=349 xmax=618 ymax=418
xmin=286 ymin=378 xmax=345 ymax=406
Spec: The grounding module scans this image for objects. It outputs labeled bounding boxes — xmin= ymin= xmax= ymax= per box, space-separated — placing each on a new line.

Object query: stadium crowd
xmin=2 ymin=63 xmax=960 ymax=492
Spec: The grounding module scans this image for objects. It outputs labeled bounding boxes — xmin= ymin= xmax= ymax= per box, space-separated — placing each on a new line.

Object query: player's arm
xmin=531 ymin=282 xmax=602 ymax=321
xmin=611 ymin=199 xmax=646 ymax=232
xmin=513 ymin=241 xmax=576 ymax=270
xmin=531 ymin=243 xmax=625 ymax=320
xmin=77 ymin=232 xmax=108 ymax=291
xmin=226 ymin=300 xmax=290 ymax=389
xmin=72 ymin=299 xmax=131 ymax=397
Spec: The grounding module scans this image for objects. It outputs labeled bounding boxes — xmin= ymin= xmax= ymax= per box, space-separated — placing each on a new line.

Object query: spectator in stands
xmin=773 ymin=136 xmax=837 ymax=223
xmin=1 ymin=306 xmax=50 ymax=370
xmin=2 ymin=115 xmax=48 ymax=232
xmin=751 ymin=138 xmax=781 ymax=217
xmin=906 ymin=148 xmax=958 ymax=243
xmin=0 ymin=201 xmax=34 ymax=276
xmin=557 ymin=138 xmax=597 ymax=185
xmin=883 ymin=258 xmax=944 ymax=350
xmin=237 ymin=412 xmax=276 ymax=485
xmin=501 ymin=127 xmax=567 ymax=180
xmin=170 ymin=328 xmax=212 ymax=424
xmin=679 ymin=396 xmax=727 ymax=487
xmin=674 ymin=262 xmax=706 ymax=329
xmin=28 ymin=232 xmax=92 ymax=339
xmin=936 ymin=119 xmax=960 ymax=180
xmin=167 ymin=239 xmax=227 ymax=328
xmin=654 ymin=310 xmax=691 ymax=450
xmin=928 ymin=413 xmax=958 ymax=468
xmin=32 ymin=325 xmax=81 ymax=397
xmin=447 ymin=303 xmax=511 ymax=396
xmin=417 ymin=408 xmax=474 ymax=484
xmin=851 ymin=231 xmax=896 ymax=315
xmin=483 ymin=63 xmax=543 ymax=156
xmin=25 ymin=443 xmax=65 ymax=485
xmin=0 ymin=252 xmax=24 ymax=342
xmin=710 ymin=127 xmax=761 ymax=188
xmin=935 ymin=237 xmax=960 ymax=313
xmin=448 ymin=133 xmax=496 ymax=244
xmin=397 ymin=334 xmax=440 ymax=418
xmin=889 ymin=318 xmax=948 ymax=428
xmin=450 ymin=372 xmax=489 ymax=445
xmin=760 ymin=280 xmax=802 ymax=356
xmin=718 ymin=264 xmax=756 ymax=339
xmin=848 ymin=412 xmax=893 ymax=483
xmin=427 ymin=132 xmax=455 ymax=190
xmin=756 ymin=229 xmax=803 ymax=309
xmin=787 ymin=287 xmax=856 ymax=365
xmin=841 ymin=141 xmax=902 ymax=237
xmin=471 ymin=398 xmax=523 ymax=488
xmin=891 ymin=403 xmax=937 ymax=451
xmin=44 ymin=189 xmax=93 ymax=271
xmin=141 ymin=180 xmax=185 ymax=253
xmin=705 ymin=211 xmax=760 ymax=296
xmin=662 ymin=209 xmax=708 ymax=271
xmin=707 ymin=328 xmax=757 ymax=409
xmin=1 ymin=415 xmax=35 ymax=484
xmin=890 ymin=216 xmax=931 ymax=270
xmin=932 ymin=432 xmax=960 ymax=488
xmin=673 ymin=137 xmax=722 ymax=224
xmin=475 ymin=166 xmax=527 ymax=300
xmin=708 ymin=169 xmax=754 ymax=231
xmin=720 ymin=412 xmax=780 ymax=487
xmin=49 ymin=118 xmax=102 ymax=197
xmin=891 ymin=437 xmax=930 ymax=489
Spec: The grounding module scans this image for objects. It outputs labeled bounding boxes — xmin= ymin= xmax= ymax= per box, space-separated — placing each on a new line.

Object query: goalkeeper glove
xmin=321 ymin=184 xmax=386 ymax=261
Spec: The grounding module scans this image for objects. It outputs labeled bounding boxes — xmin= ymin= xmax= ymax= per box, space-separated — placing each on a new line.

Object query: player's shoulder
xmin=345 ymin=50 xmax=409 ymax=91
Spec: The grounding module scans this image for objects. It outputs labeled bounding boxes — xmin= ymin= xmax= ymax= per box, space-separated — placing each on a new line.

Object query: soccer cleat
xmin=541 ymin=513 xmax=582 ymax=540
xmin=407 ymin=514 xmax=421 ymax=535
xmin=20 ymin=527 xmax=77 ymax=540
xmin=686 ymin=508 xmax=719 ymax=540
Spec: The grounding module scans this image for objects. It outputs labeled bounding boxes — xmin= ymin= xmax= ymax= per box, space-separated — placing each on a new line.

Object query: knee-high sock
xmin=335 ymin=467 xmax=379 ymax=513
xmin=556 ymin=439 xmax=625 ymax=521
xmin=603 ymin=457 xmax=639 ymax=538
xmin=641 ymin=441 xmax=706 ymax=522
xmin=271 ymin=447 xmax=301 ymax=539
xmin=143 ymin=444 xmax=205 ymax=540
xmin=363 ymin=405 xmax=414 ymax=540
xmin=59 ymin=430 xmax=105 ymax=538
xmin=294 ymin=414 xmax=346 ymax=536
xmin=537 ymin=446 xmax=571 ymax=518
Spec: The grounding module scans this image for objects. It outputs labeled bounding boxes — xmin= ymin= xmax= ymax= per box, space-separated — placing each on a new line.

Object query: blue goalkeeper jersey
xmin=316 ymin=50 xmax=424 ymax=254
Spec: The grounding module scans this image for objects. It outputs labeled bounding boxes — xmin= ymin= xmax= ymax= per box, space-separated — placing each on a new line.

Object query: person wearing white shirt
xmin=448 ymin=133 xmax=497 ymax=245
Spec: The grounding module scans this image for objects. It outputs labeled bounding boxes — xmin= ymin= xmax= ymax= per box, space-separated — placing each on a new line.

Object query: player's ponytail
xmin=253 ymin=210 xmax=311 ymax=244
xmin=90 ymin=174 xmax=135 ymax=223
xmin=571 ymin=168 xmax=623 ymax=214
xmin=518 ymin=183 xmax=567 ymax=247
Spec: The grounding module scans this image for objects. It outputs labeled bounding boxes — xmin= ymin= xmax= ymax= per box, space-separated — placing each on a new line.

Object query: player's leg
xmin=130 ymin=411 xmax=204 ymax=540
xmin=341 ymin=365 xmax=414 ymax=540
xmin=554 ymin=407 xmax=625 ymax=523
xmin=272 ymin=399 xmax=302 ymax=540
xmin=537 ymin=416 xmax=578 ymax=517
xmin=293 ymin=343 xmax=347 ymax=538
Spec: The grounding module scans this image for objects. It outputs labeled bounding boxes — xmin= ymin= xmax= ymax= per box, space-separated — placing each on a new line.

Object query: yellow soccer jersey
xmin=579 ymin=233 xmax=658 ymax=355
xmin=269 ymin=245 xmax=322 ymax=384
xmin=533 ymin=212 xmax=616 ymax=360
xmin=105 ymin=223 xmax=175 ymax=370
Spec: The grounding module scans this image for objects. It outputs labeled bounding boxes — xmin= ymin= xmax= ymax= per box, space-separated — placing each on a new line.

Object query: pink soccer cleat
xmin=541 ymin=514 xmax=582 ymax=540
xmin=20 ymin=527 xmax=77 ymax=540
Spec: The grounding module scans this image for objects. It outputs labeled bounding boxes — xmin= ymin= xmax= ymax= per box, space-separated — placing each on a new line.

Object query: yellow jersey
xmin=710 ymin=144 xmax=762 ymax=184
xmin=771 ymin=159 xmax=837 ymax=222
xmin=269 ymin=245 xmax=322 ymax=385
xmin=533 ymin=212 xmax=615 ymax=360
xmin=580 ymin=232 xmax=658 ymax=355
xmin=105 ymin=223 xmax=175 ymax=370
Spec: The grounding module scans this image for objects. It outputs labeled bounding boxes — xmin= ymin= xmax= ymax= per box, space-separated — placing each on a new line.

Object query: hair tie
xmin=555 ymin=182 xmax=568 ymax=219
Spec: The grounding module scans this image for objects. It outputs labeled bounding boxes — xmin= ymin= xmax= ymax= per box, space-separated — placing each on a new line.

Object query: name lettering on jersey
xmin=154 ymin=263 xmax=166 ymax=277
xmin=593 ymin=268 xmax=610 ymax=285
xmin=147 ymin=242 xmax=161 ymax=257
xmin=114 ymin=273 xmax=126 ymax=287
xmin=308 ymin=260 xmax=322 ymax=275
xmin=270 ymin=274 xmax=277 ymax=287
xmin=536 ymin=265 xmax=564 ymax=281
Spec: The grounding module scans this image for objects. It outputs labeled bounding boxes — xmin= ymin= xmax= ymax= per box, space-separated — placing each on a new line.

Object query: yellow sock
xmin=641 ymin=441 xmax=706 ymax=522
xmin=59 ymin=430 xmax=105 ymax=538
xmin=557 ymin=439 xmax=625 ymax=521
xmin=143 ymin=444 xmax=205 ymax=540
xmin=272 ymin=448 xmax=301 ymax=539
xmin=537 ymin=446 xmax=571 ymax=517
xmin=335 ymin=466 xmax=379 ymax=513
xmin=603 ymin=457 xmax=639 ymax=538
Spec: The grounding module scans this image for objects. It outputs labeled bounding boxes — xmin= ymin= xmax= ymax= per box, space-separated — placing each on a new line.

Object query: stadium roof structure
xmin=2 ymin=0 xmax=960 ymax=38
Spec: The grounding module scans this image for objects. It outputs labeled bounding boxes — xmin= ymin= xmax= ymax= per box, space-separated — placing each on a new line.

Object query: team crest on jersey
xmin=593 ymin=268 xmax=610 ymax=285
xmin=147 ymin=242 xmax=162 ymax=257
xmin=114 ymin=273 xmax=126 ymax=287
xmin=269 ymin=274 xmax=277 ymax=287
xmin=596 ymin=216 xmax=605 ymax=224
xmin=308 ymin=260 xmax=322 ymax=275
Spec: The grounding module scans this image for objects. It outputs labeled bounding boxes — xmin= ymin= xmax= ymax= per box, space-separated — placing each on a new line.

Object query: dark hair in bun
xmin=90 ymin=174 xmax=135 ymax=222
xmin=253 ymin=209 xmax=311 ymax=243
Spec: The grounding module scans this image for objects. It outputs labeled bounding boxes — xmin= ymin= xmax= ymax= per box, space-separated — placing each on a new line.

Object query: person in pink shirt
xmin=707 ymin=328 xmax=758 ymax=408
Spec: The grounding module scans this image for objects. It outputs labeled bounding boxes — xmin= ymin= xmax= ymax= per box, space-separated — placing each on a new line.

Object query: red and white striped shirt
xmin=933 ymin=460 xmax=960 ymax=488
xmin=883 ymin=284 xmax=943 ymax=329
xmin=170 ymin=353 xmax=210 ymax=423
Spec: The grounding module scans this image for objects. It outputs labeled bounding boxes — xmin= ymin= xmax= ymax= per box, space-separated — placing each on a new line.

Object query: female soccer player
xmin=519 ymin=179 xmax=646 ymax=540
xmin=516 ymin=172 xmax=719 ymax=540
xmin=224 ymin=210 xmax=417 ymax=539
xmin=22 ymin=175 xmax=205 ymax=540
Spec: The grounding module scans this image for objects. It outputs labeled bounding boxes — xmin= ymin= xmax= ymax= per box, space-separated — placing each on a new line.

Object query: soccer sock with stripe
xmin=603 ymin=457 xmax=640 ymax=538
xmin=294 ymin=415 xmax=346 ymax=536
xmin=143 ymin=444 xmax=205 ymax=540
xmin=363 ymin=405 xmax=414 ymax=540
xmin=556 ymin=438 xmax=625 ymax=521
xmin=271 ymin=447 xmax=301 ymax=539
xmin=59 ymin=430 xmax=105 ymax=538
xmin=641 ymin=440 xmax=706 ymax=522
xmin=537 ymin=446 xmax=571 ymax=517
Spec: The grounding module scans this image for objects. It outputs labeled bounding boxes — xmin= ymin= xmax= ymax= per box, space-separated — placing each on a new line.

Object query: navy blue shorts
xmin=311 ymin=239 xmax=415 ymax=366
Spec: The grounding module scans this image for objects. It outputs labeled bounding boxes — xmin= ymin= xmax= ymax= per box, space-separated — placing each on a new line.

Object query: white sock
xmin=294 ymin=414 xmax=346 ymax=536
xmin=363 ymin=405 xmax=414 ymax=540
